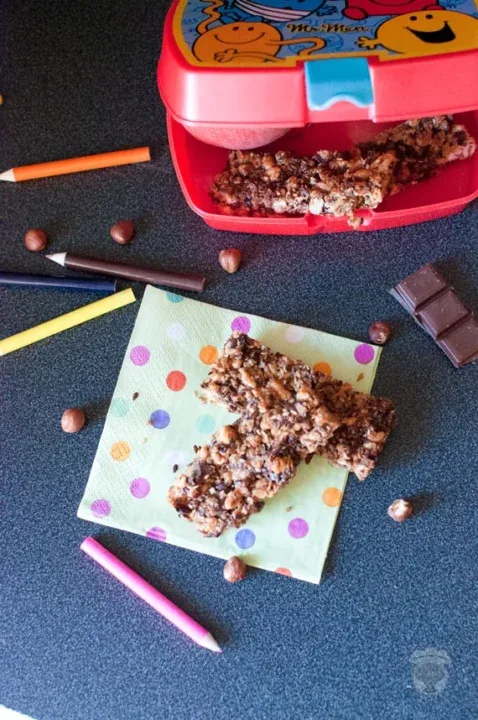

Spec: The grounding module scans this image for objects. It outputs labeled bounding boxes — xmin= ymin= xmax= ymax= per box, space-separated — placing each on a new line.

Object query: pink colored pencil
xmin=81 ymin=537 xmax=221 ymax=653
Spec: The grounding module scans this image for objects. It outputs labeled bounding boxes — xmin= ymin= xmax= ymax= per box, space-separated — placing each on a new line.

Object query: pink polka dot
xmin=288 ymin=517 xmax=309 ymax=539
xmin=130 ymin=477 xmax=150 ymax=498
xmin=231 ymin=316 xmax=251 ymax=334
xmin=91 ymin=499 xmax=111 ymax=518
xmin=130 ymin=345 xmax=150 ymax=366
xmin=354 ymin=344 xmax=375 ymax=365
xmin=146 ymin=527 xmax=167 ymax=542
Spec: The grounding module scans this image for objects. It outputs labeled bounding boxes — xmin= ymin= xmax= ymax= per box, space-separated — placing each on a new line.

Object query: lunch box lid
xmin=158 ymin=0 xmax=478 ymax=126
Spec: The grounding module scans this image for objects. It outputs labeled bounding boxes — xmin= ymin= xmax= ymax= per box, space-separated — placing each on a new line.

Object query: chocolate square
xmin=417 ymin=289 xmax=470 ymax=340
xmin=438 ymin=317 xmax=478 ymax=367
xmin=397 ymin=264 xmax=448 ymax=312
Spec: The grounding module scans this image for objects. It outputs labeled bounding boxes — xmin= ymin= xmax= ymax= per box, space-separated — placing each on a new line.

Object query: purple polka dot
xmin=130 ymin=345 xmax=150 ymax=366
xmin=150 ymin=409 xmax=170 ymax=429
xmin=231 ymin=316 xmax=251 ymax=334
xmin=130 ymin=477 xmax=150 ymax=498
xmin=146 ymin=527 xmax=167 ymax=542
xmin=354 ymin=344 xmax=375 ymax=365
xmin=288 ymin=518 xmax=309 ymax=539
xmin=91 ymin=499 xmax=111 ymax=518
xmin=235 ymin=528 xmax=256 ymax=549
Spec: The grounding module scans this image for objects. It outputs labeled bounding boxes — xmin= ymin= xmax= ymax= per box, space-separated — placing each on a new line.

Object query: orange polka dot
xmin=322 ymin=487 xmax=342 ymax=507
xmin=199 ymin=345 xmax=218 ymax=365
xmin=110 ymin=441 xmax=131 ymax=462
xmin=314 ymin=361 xmax=332 ymax=376
xmin=276 ymin=567 xmax=292 ymax=576
xmin=166 ymin=370 xmax=187 ymax=391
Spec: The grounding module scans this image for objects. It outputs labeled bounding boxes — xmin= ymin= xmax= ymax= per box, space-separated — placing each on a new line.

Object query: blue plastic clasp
xmin=304 ymin=58 xmax=373 ymax=111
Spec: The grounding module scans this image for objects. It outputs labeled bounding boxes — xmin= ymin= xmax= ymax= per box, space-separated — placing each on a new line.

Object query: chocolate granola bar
xmin=359 ymin=116 xmax=476 ymax=194
xmin=168 ymin=413 xmax=302 ymax=537
xmin=211 ymin=116 xmax=476 ymax=224
xmin=200 ymin=333 xmax=396 ymax=479
xmin=168 ymin=334 xmax=396 ymax=537
xmin=201 ymin=332 xmax=341 ymax=452
xmin=211 ymin=146 xmax=396 ymax=222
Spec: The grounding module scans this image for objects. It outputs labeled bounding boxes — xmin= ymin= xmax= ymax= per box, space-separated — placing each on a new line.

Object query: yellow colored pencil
xmin=0 ymin=288 xmax=135 ymax=356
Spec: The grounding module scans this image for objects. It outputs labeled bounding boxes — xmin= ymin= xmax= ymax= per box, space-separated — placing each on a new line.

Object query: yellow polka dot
xmin=110 ymin=441 xmax=131 ymax=462
xmin=314 ymin=361 xmax=332 ymax=376
xmin=322 ymin=487 xmax=342 ymax=507
xmin=199 ymin=345 xmax=218 ymax=365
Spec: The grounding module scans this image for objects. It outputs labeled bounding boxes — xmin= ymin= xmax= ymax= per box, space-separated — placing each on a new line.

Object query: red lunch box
xmin=158 ymin=0 xmax=478 ymax=233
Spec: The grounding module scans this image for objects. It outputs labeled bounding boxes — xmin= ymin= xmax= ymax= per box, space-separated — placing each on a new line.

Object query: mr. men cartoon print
xmin=342 ymin=0 xmax=442 ymax=21
xmin=174 ymin=0 xmax=478 ymax=66
xmin=219 ymin=0 xmax=336 ymax=23
xmin=193 ymin=20 xmax=326 ymax=63
xmin=358 ymin=10 xmax=478 ymax=55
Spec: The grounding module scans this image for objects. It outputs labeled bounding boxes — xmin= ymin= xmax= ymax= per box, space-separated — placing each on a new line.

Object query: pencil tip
xmin=201 ymin=633 xmax=222 ymax=653
xmin=45 ymin=252 xmax=66 ymax=267
xmin=0 ymin=169 xmax=15 ymax=182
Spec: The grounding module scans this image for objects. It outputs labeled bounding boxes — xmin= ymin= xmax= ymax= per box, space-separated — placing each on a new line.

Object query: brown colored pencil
xmin=46 ymin=253 xmax=206 ymax=293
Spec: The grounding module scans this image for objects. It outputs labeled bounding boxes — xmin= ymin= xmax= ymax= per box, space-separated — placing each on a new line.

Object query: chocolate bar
xmin=391 ymin=263 xmax=478 ymax=367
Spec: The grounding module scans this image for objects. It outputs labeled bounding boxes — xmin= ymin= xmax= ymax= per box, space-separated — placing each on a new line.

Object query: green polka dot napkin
xmin=78 ymin=285 xmax=382 ymax=583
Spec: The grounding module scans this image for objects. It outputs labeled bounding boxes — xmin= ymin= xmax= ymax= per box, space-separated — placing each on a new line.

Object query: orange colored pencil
xmin=0 ymin=146 xmax=151 ymax=182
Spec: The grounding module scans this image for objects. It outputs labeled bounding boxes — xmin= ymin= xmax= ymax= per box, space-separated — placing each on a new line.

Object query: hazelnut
xmin=388 ymin=498 xmax=413 ymax=523
xmin=368 ymin=321 xmax=392 ymax=345
xmin=268 ymin=379 xmax=292 ymax=401
xmin=268 ymin=455 xmax=295 ymax=476
xmin=223 ymin=489 xmax=243 ymax=510
xmin=110 ymin=220 xmax=135 ymax=245
xmin=219 ymin=248 xmax=241 ymax=274
xmin=216 ymin=424 xmax=237 ymax=445
xmin=61 ymin=408 xmax=86 ymax=433
xmin=24 ymin=228 xmax=47 ymax=252
xmin=223 ymin=556 xmax=247 ymax=583
xmin=239 ymin=368 xmax=257 ymax=388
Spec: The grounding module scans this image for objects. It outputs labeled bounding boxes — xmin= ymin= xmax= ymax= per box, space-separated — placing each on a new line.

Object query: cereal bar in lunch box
xmin=211 ymin=116 xmax=476 ymax=227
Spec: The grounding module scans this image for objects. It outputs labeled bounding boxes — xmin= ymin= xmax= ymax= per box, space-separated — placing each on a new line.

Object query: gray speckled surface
xmin=1 ymin=2 xmax=477 ymax=719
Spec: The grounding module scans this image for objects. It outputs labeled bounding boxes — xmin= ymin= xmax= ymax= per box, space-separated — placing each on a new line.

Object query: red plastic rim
xmin=166 ymin=111 xmax=478 ymax=235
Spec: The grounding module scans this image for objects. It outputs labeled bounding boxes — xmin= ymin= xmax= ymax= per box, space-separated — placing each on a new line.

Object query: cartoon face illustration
xmin=193 ymin=22 xmax=281 ymax=63
xmin=357 ymin=10 xmax=478 ymax=55
xmin=193 ymin=21 xmax=326 ymax=64
xmin=219 ymin=0 xmax=336 ymax=23
xmin=342 ymin=0 xmax=441 ymax=22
